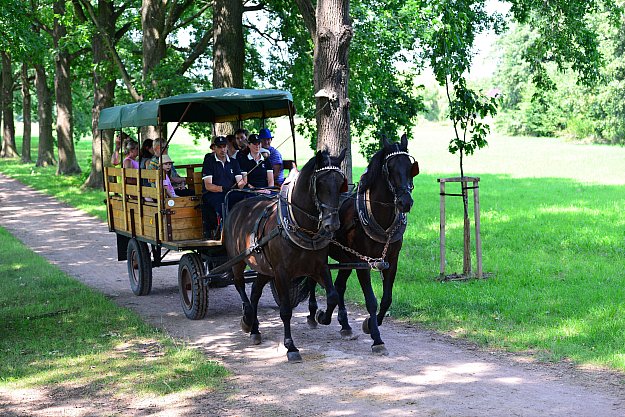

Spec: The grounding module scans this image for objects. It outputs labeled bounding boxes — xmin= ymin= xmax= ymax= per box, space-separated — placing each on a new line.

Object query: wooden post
xmin=473 ymin=179 xmax=483 ymax=278
xmin=438 ymin=177 xmax=482 ymax=278
xmin=439 ymin=180 xmax=446 ymax=276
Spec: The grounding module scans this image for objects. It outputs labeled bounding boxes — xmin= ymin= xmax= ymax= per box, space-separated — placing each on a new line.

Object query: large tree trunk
xmin=314 ymin=0 xmax=353 ymax=182
xmin=53 ymin=0 xmax=80 ymax=175
xmin=141 ymin=0 xmax=168 ymax=141
xmin=34 ymin=64 xmax=55 ymax=167
xmin=20 ymin=63 xmax=32 ymax=163
xmin=296 ymin=0 xmax=353 ymax=181
xmin=83 ymin=0 xmax=115 ymax=189
xmin=1 ymin=51 xmax=18 ymax=158
xmin=213 ymin=0 xmax=244 ymax=136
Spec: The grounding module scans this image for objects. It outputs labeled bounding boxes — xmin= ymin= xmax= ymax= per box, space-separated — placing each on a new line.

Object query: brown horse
xmin=223 ymin=149 xmax=347 ymax=362
xmin=312 ymin=134 xmax=419 ymax=354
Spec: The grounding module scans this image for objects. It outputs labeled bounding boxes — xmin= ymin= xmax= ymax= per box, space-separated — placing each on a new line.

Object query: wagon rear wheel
xmin=270 ymin=276 xmax=310 ymax=308
xmin=178 ymin=253 xmax=208 ymax=320
xmin=127 ymin=238 xmax=152 ymax=296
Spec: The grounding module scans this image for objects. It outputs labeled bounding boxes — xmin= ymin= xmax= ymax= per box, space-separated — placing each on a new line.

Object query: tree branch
xmin=172 ymin=2 xmax=212 ymax=32
xmin=243 ymin=1 xmax=265 ymax=12
xmin=180 ymin=29 xmax=213 ymax=74
xmin=293 ymin=0 xmax=316 ymax=39
xmin=77 ymin=0 xmax=142 ymax=101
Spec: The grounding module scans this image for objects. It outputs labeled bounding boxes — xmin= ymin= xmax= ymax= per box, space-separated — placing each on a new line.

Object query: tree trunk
xmin=314 ymin=0 xmax=353 ymax=182
xmin=53 ymin=0 xmax=80 ymax=175
xmin=34 ymin=64 xmax=55 ymax=167
xmin=1 ymin=51 xmax=18 ymax=158
xmin=20 ymin=62 xmax=32 ymax=163
xmin=140 ymin=0 xmax=168 ymax=141
xmin=213 ymin=0 xmax=244 ymax=136
xmin=83 ymin=0 xmax=115 ymax=189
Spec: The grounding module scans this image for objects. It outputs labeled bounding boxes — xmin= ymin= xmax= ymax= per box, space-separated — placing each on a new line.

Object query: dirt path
xmin=1 ymin=172 xmax=624 ymax=417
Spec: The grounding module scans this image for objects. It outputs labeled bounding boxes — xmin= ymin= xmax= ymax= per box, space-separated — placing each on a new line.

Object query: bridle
xmin=382 ymin=150 xmax=415 ymax=209
xmin=309 ymin=165 xmax=346 ymax=226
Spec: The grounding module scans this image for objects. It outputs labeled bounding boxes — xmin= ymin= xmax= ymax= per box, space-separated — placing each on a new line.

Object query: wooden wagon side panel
xmin=105 ymin=166 xmax=205 ymax=243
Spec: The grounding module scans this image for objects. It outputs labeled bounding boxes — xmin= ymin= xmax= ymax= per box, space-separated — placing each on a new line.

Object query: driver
xmin=201 ymin=136 xmax=243 ymax=239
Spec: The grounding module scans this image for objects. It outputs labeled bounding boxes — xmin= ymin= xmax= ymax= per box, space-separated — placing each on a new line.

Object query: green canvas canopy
xmin=97 ymin=88 xmax=295 ymax=130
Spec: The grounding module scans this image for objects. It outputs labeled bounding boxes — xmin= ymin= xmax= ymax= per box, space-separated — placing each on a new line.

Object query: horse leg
xmin=306 ymin=277 xmax=318 ymax=328
xmin=335 ymin=269 xmax=357 ymax=340
xmin=376 ymin=259 xmax=398 ymax=327
xmin=249 ymin=273 xmax=271 ymax=345
xmin=233 ymin=262 xmax=254 ymax=334
xmin=276 ymin=277 xmax=302 ymax=362
xmin=355 ymin=269 xmax=387 ymax=355
xmin=315 ymin=267 xmax=339 ymax=326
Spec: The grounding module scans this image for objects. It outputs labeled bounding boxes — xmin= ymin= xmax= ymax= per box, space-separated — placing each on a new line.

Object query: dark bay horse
xmin=223 ymin=149 xmax=347 ymax=362
xmin=313 ymin=134 xmax=419 ymax=354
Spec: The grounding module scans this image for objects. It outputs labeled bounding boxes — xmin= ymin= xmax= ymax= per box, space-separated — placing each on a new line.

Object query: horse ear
xmin=411 ymin=161 xmax=420 ymax=177
xmin=401 ymin=134 xmax=408 ymax=151
xmin=382 ymin=135 xmax=392 ymax=148
xmin=315 ymin=150 xmax=324 ymax=168
xmin=336 ymin=147 xmax=347 ymax=165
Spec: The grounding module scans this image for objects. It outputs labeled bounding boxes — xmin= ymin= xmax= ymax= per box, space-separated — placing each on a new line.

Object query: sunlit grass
xmin=0 ymin=227 xmax=228 ymax=395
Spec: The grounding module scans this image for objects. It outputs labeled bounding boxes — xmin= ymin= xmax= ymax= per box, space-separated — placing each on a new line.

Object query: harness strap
xmin=356 ymin=186 xmax=406 ymax=244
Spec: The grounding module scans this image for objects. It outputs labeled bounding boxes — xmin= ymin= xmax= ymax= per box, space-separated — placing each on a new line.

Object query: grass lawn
xmin=2 ymin=121 xmax=625 ymax=372
xmin=0 ymin=226 xmax=228 ymax=395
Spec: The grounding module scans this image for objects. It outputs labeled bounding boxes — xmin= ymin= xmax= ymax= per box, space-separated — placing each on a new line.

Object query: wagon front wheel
xmin=178 ymin=253 xmax=208 ymax=320
xmin=127 ymin=238 xmax=152 ymax=296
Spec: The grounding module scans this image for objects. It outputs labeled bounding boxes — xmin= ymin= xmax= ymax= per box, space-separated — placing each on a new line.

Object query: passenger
xmin=259 ymin=128 xmax=285 ymax=186
xmin=201 ymin=136 xmax=244 ymax=239
xmin=160 ymin=155 xmax=179 ymax=198
xmin=237 ymin=133 xmax=274 ymax=193
xmin=110 ymin=132 xmax=131 ymax=166
xmin=122 ymin=139 xmax=140 ymax=169
xmin=146 ymin=139 xmax=165 ymax=171
xmin=226 ymin=134 xmax=238 ymax=158
xmin=139 ymin=139 xmax=154 ymax=169
xmin=234 ymin=128 xmax=249 ymax=153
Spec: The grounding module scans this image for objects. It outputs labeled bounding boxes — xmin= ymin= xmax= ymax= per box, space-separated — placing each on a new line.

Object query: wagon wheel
xmin=270 ymin=276 xmax=310 ymax=308
xmin=178 ymin=253 xmax=208 ymax=320
xmin=127 ymin=238 xmax=152 ymax=296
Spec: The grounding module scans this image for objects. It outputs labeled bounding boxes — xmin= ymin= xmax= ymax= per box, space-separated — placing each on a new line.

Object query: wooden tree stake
xmin=438 ymin=177 xmax=483 ymax=278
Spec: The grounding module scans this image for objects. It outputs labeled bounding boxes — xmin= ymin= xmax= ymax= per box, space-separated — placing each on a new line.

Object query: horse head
xmin=381 ymin=134 xmax=419 ymax=213
xmin=312 ymin=148 xmax=347 ymax=234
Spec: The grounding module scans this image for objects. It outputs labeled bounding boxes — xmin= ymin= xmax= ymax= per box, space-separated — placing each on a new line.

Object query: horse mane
xmin=358 ymin=141 xmax=401 ymax=193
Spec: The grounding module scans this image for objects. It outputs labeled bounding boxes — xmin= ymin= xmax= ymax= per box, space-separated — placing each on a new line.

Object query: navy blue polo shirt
xmin=201 ymin=152 xmax=241 ymax=192
xmin=237 ymin=151 xmax=272 ymax=188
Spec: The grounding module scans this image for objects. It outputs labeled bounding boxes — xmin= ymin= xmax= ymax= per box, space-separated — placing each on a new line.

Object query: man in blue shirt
xmin=259 ymin=128 xmax=284 ymax=186
xmin=201 ymin=136 xmax=243 ymax=239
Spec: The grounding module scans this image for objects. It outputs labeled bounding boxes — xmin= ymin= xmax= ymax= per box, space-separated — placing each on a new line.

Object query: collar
xmin=247 ymin=152 xmax=262 ymax=162
xmin=213 ymin=152 xmax=230 ymax=163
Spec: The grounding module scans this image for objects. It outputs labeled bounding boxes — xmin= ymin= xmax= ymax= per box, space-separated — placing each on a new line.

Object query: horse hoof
xmin=240 ymin=317 xmax=252 ymax=333
xmin=362 ymin=318 xmax=371 ymax=335
xmin=250 ymin=333 xmax=262 ymax=345
xmin=372 ymin=344 xmax=389 ymax=356
xmin=340 ymin=329 xmax=358 ymax=341
xmin=307 ymin=315 xmax=318 ymax=329
xmin=287 ymin=351 xmax=303 ymax=362
xmin=315 ymin=309 xmax=328 ymax=325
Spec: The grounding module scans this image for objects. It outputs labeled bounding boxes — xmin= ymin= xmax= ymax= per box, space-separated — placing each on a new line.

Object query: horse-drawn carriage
xmin=99 ymin=88 xmax=420 ymax=361
xmin=99 ymin=88 xmax=300 ymax=320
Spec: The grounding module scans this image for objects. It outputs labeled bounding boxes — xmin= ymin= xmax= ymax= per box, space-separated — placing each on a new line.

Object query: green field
xmin=2 ymin=121 xmax=625 ymax=372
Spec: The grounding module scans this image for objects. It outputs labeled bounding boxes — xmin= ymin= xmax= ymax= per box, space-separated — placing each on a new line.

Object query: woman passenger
xmin=123 ymin=139 xmax=140 ymax=169
xmin=139 ymin=139 xmax=154 ymax=169
xmin=236 ymin=133 xmax=274 ymax=192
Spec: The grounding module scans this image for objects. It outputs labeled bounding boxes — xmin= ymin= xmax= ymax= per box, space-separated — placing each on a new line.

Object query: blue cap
xmin=259 ymin=128 xmax=273 ymax=139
